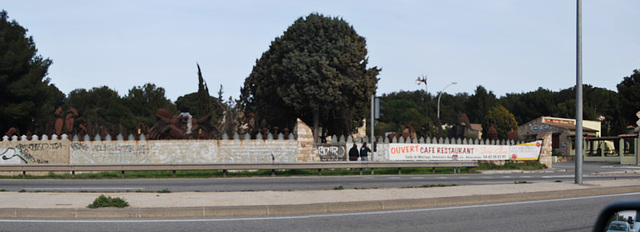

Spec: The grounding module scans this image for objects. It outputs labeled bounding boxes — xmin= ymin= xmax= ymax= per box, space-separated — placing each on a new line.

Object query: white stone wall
xmin=1 ymin=135 xmax=70 ymax=164
xmin=2 ymin=119 xmax=315 ymax=165
xmin=70 ymin=139 xmax=298 ymax=164
xmin=295 ymin=118 xmax=320 ymax=162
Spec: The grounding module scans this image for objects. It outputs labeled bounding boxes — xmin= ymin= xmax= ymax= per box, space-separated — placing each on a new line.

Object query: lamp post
xmin=416 ymin=75 xmax=428 ymax=135
xmin=575 ymin=0 xmax=583 ymax=184
xmin=437 ymin=81 xmax=457 ymax=120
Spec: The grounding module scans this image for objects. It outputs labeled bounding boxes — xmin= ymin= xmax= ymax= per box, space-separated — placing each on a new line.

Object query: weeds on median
xmin=87 ymin=194 xmax=129 ymax=208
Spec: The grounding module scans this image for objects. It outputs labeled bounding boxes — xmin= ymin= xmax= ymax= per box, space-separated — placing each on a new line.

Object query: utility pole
xmin=437 ymin=81 xmax=457 ymax=120
xmin=416 ymin=75 xmax=428 ymax=136
xmin=575 ymin=0 xmax=583 ymax=184
xmin=370 ymin=94 xmax=375 ymax=160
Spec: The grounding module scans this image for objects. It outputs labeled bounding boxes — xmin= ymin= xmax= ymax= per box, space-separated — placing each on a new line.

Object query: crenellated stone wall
xmin=295 ymin=118 xmax=319 ymax=162
xmin=0 ymin=135 xmax=70 ymax=164
xmin=69 ymin=139 xmax=299 ymax=164
xmin=539 ymin=132 xmax=553 ymax=168
xmin=2 ymin=119 xmax=549 ymax=166
xmin=1 ymin=119 xmax=318 ymax=165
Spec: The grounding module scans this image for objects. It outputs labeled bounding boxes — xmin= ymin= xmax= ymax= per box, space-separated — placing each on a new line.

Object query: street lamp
xmin=416 ymin=75 xmax=428 ymax=135
xmin=437 ymin=81 xmax=457 ymax=119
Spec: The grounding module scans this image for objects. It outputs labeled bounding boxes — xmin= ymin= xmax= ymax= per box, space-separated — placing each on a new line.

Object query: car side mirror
xmin=594 ymin=200 xmax=640 ymax=232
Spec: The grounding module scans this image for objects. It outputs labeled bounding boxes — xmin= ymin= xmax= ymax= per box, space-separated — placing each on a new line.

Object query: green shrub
xmin=88 ymin=194 xmax=129 ymax=208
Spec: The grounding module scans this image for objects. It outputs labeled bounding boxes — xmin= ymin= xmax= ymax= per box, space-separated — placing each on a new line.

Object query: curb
xmin=475 ymin=168 xmax=566 ymax=174
xmin=592 ymin=171 xmax=640 ymax=176
xmin=3 ymin=184 xmax=640 ymax=219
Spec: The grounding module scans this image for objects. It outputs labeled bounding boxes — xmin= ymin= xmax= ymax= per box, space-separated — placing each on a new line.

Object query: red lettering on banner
xmin=391 ymin=145 xmax=420 ymax=154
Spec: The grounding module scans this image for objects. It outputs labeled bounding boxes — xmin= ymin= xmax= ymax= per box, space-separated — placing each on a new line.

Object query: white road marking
xmin=541 ymin=175 xmax=575 ymax=178
xmin=23 ymin=188 xmax=140 ymax=190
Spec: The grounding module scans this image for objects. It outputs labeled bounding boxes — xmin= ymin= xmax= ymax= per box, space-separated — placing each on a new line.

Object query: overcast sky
xmin=3 ymin=0 xmax=639 ymax=101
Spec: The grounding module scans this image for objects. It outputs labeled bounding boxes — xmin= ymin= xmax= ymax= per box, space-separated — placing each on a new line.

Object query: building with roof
xmin=518 ymin=116 xmax=601 ymax=157
xmin=469 ymin=123 xmax=483 ymax=140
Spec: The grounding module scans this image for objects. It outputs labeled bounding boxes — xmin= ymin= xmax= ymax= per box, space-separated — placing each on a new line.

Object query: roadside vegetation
xmin=0 ymin=162 xmax=545 ymax=179
xmin=472 ymin=161 xmax=547 ymax=171
xmin=87 ymin=194 xmax=129 ymax=208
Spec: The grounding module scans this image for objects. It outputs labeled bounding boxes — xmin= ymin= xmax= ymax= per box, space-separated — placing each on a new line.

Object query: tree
xmin=381 ymin=99 xmax=424 ymax=133
xmin=465 ymin=86 xmax=498 ymax=123
xmin=241 ymin=13 xmax=380 ymax=139
xmin=500 ymin=87 xmax=556 ymax=124
xmin=175 ymin=65 xmax=222 ymax=123
xmin=124 ymin=83 xmax=177 ymax=127
xmin=175 ymin=93 xmax=221 ymax=121
xmin=438 ymin=92 xmax=468 ymax=125
xmin=617 ymin=69 xmax=640 ymax=130
xmin=0 ymin=10 xmax=64 ymax=134
xmin=482 ymin=105 xmax=518 ymax=140
xmin=65 ymin=86 xmax=134 ymax=133
xmin=196 ymin=64 xmax=213 ymax=118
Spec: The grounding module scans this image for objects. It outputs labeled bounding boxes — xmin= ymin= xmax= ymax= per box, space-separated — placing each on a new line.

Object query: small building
xmin=469 ymin=123 xmax=483 ymax=140
xmin=518 ymin=116 xmax=601 ymax=157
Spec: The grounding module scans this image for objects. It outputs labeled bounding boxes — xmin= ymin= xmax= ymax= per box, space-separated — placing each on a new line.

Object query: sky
xmin=3 ymin=0 xmax=639 ymax=102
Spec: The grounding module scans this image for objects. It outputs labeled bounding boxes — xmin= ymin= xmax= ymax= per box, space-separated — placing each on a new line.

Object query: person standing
xmin=360 ymin=142 xmax=371 ymax=161
xmin=348 ymin=143 xmax=359 ymax=161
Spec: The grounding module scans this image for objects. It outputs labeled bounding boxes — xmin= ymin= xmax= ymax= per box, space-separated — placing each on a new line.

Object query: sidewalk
xmin=1 ymin=178 xmax=640 ymax=219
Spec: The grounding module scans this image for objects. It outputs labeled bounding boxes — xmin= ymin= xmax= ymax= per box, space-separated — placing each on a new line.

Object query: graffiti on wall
xmin=0 ymin=147 xmax=29 ymax=164
xmin=10 ymin=142 xmax=68 ymax=164
xmin=215 ymin=140 xmax=298 ymax=163
xmin=317 ymin=145 xmax=346 ymax=161
xmin=71 ymin=142 xmax=149 ymax=164
xmin=68 ymin=140 xmax=301 ymax=164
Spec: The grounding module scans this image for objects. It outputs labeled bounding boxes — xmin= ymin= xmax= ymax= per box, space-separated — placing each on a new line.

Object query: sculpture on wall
xmin=65 ymin=107 xmax=78 ymax=134
xmin=401 ymin=123 xmax=416 ymax=140
xmin=148 ymin=109 xmax=220 ymax=140
xmin=52 ymin=106 xmax=79 ymax=136
xmin=4 ymin=127 xmax=18 ymax=137
xmin=149 ymin=109 xmax=182 ymax=139
xmin=450 ymin=113 xmax=471 ymax=139
xmin=190 ymin=113 xmax=219 ymax=139
xmin=135 ymin=122 xmax=149 ymax=139
xmin=54 ymin=107 xmax=64 ymax=136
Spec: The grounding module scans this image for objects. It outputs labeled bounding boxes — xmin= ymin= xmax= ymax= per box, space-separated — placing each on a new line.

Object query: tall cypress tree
xmin=196 ymin=64 xmax=212 ymax=118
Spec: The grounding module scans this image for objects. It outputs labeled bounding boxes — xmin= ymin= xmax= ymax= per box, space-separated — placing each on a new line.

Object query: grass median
xmin=0 ymin=161 xmax=545 ymax=179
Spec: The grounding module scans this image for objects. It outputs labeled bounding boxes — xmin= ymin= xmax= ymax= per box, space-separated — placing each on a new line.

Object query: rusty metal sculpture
xmin=149 ymin=109 xmax=220 ymax=140
xmin=54 ymin=107 xmax=64 ymax=136
xmin=65 ymin=107 xmax=78 ymax=134
xmin=450 ymin=113 xmax=471 ymax=139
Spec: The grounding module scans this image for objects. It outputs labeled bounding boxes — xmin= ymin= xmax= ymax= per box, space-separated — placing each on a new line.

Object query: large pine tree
xmin=0 ymin=10 xmax=64 ymax=135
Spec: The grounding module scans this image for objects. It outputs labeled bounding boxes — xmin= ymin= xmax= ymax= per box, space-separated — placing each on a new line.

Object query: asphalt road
xmin=1 ymin=191 xmax=637 ymax=232
xmin=0 ymin=161 xmax=638 ymax=192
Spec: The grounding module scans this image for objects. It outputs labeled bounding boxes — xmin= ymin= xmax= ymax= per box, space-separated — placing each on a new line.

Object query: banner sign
xmin=388 ymin=141 xmax=542 ymax=161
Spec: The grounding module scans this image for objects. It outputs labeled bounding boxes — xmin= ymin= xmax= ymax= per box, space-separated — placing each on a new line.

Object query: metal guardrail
xmin=0 ymin=161 xmax=478 ymax=178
